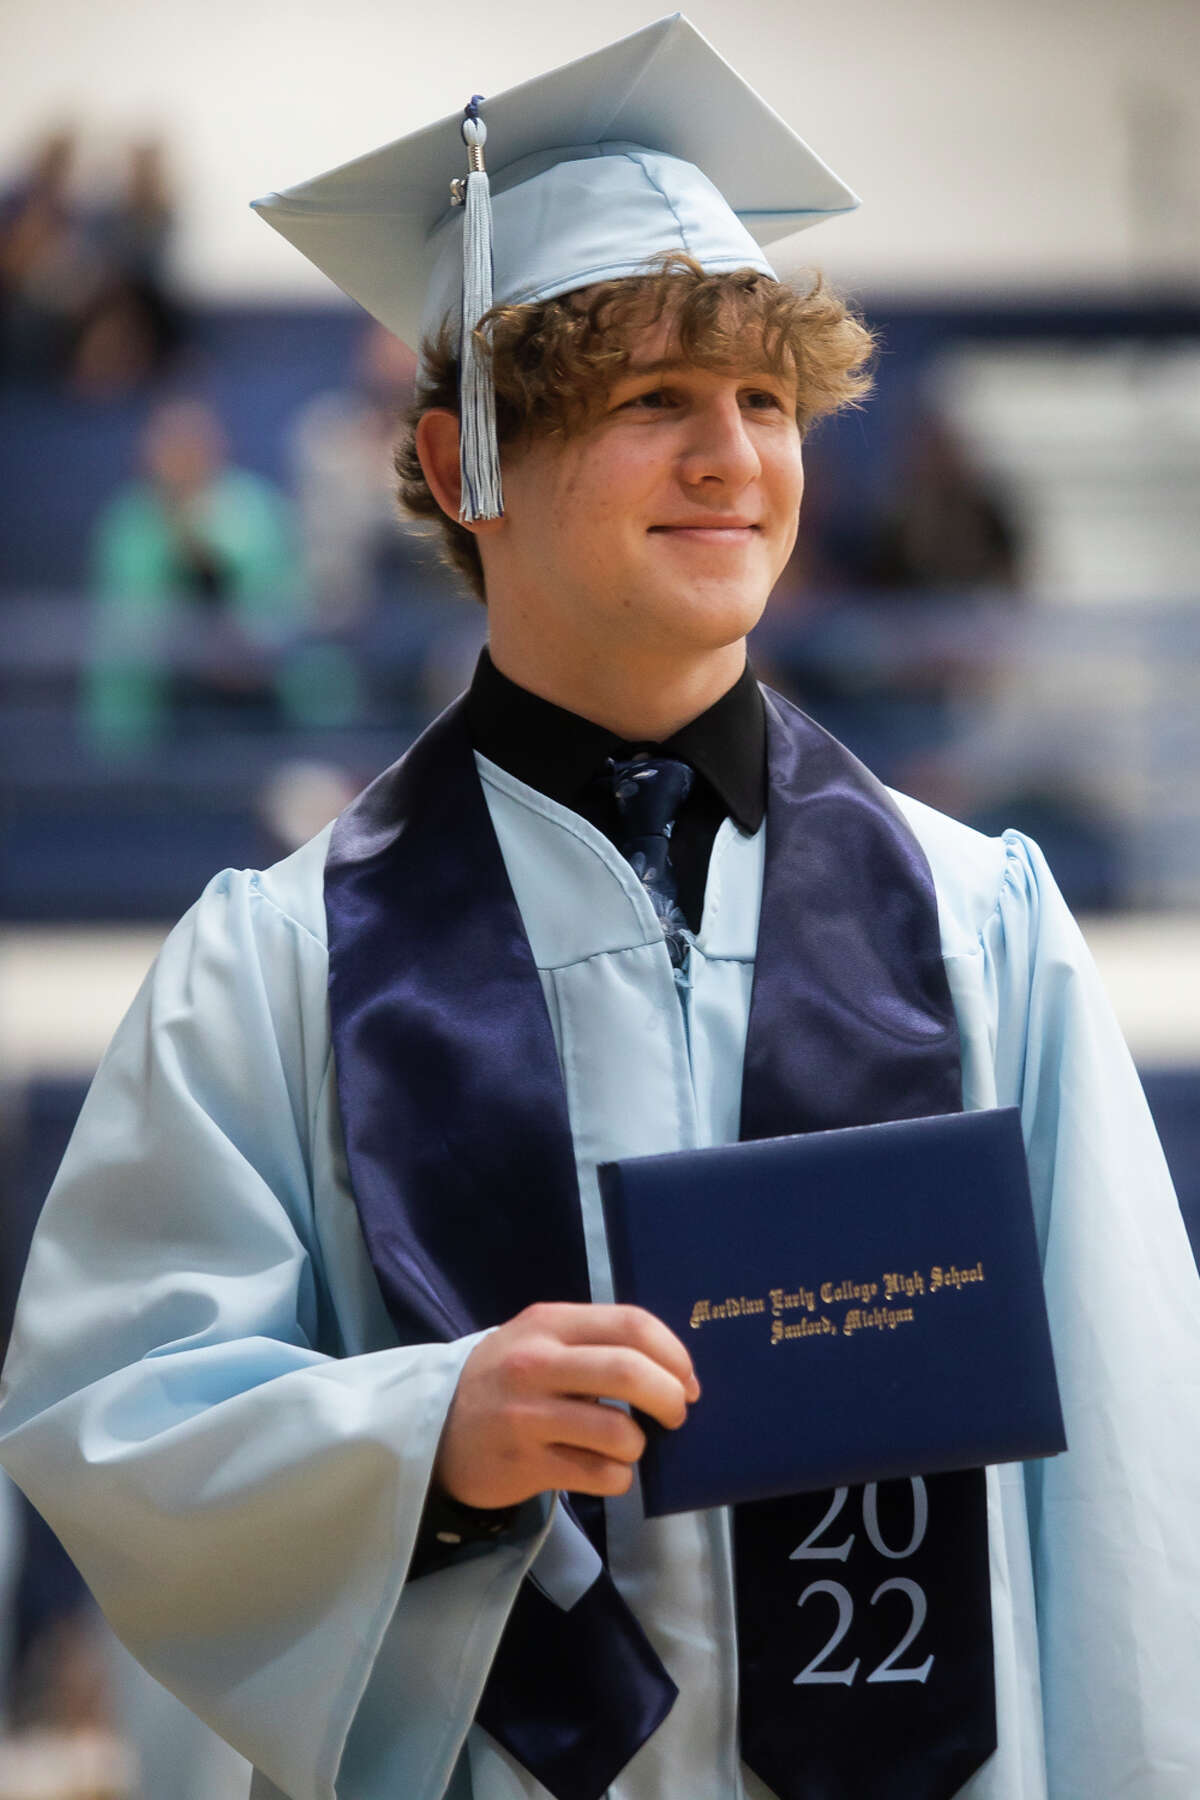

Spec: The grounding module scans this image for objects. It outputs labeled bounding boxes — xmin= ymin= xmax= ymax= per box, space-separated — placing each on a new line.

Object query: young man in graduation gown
xmin=2 ymin=18 xmax=1199 ymax=1800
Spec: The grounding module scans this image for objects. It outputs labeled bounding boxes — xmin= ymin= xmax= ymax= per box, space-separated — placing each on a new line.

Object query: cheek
xmin=778 ymin=438 xmax=805 ymax=511
xmin=767 ymin=459 xmax=804 ymax=557
xmin=768 ymin=444 xmax=804 ymax=565
xmin=568 ymin=438 xmax=662 ymax=515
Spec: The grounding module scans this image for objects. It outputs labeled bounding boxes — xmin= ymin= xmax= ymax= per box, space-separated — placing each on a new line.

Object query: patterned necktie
xmin=606 ymin=752 xmax=695 ymax=965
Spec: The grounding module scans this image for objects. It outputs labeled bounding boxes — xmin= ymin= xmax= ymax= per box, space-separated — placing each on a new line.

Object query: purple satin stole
xmin=325 ymin=686 xmax=994 ymax=1800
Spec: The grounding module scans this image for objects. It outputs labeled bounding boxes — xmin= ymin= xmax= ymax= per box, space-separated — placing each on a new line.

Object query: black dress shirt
xmin=465 ymin=648 xmax=767 ymax=933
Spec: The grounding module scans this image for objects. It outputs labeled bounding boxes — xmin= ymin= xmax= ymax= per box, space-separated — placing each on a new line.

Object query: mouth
xmin=648 ymin=520 xmax=762 ymax=541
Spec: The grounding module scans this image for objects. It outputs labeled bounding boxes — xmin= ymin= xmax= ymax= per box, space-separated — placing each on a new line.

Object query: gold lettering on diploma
xmin=841 ymin=1305 xmax=916 ymax=1336
xmin=689 ymin=1296 xmax=766 ymax=1330
xmin=771 ymin=1315 xmax=836 ymax=1343
xmin=883 ymin=1269 xmax=925 ymax=1301
xmin=769 ymin=1285 xmax=817 ymax=1316
xmin=820 ymin=1277 xmax=879 ymax=1306
xmin=929 ymin=1261 xmax=985 ymax=1292
xmin=686 ymin=1260 xmax=987 ymax=1345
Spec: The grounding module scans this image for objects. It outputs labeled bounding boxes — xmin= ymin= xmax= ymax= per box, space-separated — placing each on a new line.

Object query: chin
xmin=660 ymin=580 xmax=771 ymax=649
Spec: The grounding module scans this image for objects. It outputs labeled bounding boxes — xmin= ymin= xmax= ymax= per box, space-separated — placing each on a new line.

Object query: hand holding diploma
xmin=435 ymin=1302 xmax=701 ymax=1509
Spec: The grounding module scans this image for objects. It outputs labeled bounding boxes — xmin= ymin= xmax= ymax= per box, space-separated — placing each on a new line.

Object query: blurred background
xmin=1 ymin=0 xmax=1197 ymax=1794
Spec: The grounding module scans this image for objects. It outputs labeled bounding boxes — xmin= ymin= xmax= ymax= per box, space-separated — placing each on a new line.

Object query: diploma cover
xmin=600 ymin=1106 xmax=1066 ymax=1517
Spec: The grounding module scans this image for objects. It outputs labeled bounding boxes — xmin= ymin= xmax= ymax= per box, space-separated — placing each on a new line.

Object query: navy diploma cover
xmin=599 ymin=1106 xmax=1066 ymax=1518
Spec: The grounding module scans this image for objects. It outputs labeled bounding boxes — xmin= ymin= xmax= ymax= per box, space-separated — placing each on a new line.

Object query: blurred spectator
xmin=757 ymin=407 xmax=1027 ymax=792
xmin=84 ymin=399 xmax=303 ymax=749
xmin=0 ymin=1588 xmax=134 ymax=1800
xmin=94 ymin=141 xmax=173 ymax=291
xmin=767 ymin=454 xmax=876 ymax=604
xmin=0 ymin=1724 xmax=134 ymax=1800
xmin=288 ymin=319 xmax=478 ymax=721
xmin=0 ymin=130 xmax=102 ymax=385
xmin=290 ymin=320 xmax=431 ymax=626
xmin=8 ymin=1601 xmax=110 ymax=1740
xmin=861 ymin=412 xmax=1023 ymax=593
xmin=69 ymin=139 xmax=184 ymax=401
xmin=257 ymin=760 xmax=361 ymax=860
xmin=0 ymin=128 xmax=186 ymax=398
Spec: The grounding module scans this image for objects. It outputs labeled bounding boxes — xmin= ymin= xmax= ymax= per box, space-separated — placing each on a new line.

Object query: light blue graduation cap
xmin=253 ymin=14 xmax=858 ymax=522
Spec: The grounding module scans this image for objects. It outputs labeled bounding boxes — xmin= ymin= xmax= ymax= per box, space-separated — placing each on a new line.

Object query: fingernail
xmin=686 ymin=1374 xmax=701 ymax=1402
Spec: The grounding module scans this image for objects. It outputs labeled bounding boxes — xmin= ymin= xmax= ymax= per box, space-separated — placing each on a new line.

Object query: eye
xmin=741 ymin=386 xmax=788 ymax=412
xmin=621 ymin=386 xmax=676 ymax=412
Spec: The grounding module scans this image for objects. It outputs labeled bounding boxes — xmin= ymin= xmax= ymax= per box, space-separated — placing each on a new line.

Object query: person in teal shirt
xmin=85 ymin=396 xmax=302 ymax=747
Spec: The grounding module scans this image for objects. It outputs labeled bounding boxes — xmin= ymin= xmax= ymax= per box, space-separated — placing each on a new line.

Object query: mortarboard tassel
xmin=456 ymin=99 xmax=503 ymax=522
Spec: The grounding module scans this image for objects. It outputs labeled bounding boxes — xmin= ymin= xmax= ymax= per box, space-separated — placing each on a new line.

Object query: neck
xmin=485 ymin=633 xmax=748 ymax=741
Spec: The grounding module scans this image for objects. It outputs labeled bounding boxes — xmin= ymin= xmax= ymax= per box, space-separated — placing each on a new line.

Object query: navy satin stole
xmin=325 ymin=687 xmax=996 ymax=1800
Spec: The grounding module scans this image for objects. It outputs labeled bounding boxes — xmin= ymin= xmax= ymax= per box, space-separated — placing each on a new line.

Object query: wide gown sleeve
xmin=0 ymin=863 xmax=546 ymax=1800
xmin=976 ymin=832 xmax=1200 ymax=1798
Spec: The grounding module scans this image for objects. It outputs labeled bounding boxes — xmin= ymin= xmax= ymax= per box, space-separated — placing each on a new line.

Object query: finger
xmin=529 ymin=1302 xmax=700 ymax=1397
xmin=540 ymin=1397 xmax=647 ymax=1464
xmin=547 ymin=1345 xmax=693 ymax=1429
xmin=538 ymin=1444 xmax=636 ymax=1498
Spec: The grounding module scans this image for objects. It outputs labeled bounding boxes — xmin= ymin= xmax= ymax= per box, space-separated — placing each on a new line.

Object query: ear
xmin=414 ymin=408 xmax=466 ymax=524
xmin=416 ymin=407 xmax=507 ymax=539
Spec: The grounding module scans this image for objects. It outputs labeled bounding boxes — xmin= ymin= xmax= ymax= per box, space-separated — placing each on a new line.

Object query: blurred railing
xmin=2 ymin=588 xmax=1198 ymax=921
xmin=755 ymin=593 xmax=1200 ymax=910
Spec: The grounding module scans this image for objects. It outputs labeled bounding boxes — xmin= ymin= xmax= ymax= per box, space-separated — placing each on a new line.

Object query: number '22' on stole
xmin=790 ymin=1479 xmax=934 ymax=1687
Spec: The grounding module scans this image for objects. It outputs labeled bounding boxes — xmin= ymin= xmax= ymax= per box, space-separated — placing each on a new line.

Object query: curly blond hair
xmin=395 ymin=256 xmax=875 ymax=599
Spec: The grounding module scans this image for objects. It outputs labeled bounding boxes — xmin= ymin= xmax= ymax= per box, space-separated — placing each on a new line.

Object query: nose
xmin=677 ymin=392 xmax=761 ymax=490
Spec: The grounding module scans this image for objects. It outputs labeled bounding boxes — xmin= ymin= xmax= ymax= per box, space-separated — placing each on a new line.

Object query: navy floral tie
xmin=607 ymin=752 xmax=695 ymax=965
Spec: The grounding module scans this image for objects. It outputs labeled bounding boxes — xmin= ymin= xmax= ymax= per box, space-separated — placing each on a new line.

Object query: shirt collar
xmin=464 ymin=647 xmax=766 ymax=833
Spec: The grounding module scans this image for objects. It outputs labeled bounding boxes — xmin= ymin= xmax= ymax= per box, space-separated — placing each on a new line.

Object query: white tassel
xmin=458 ymin=109 xmax=503 ymax=522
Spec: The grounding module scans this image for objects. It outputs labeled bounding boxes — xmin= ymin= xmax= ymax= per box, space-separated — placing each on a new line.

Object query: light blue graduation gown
xmin=1 ymin=759 xmax=1198 ymax=1800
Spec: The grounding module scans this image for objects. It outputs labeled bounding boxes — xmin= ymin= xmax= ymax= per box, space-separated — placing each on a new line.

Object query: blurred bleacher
xmin=3 ymin=295 xmax=1199 ymax=922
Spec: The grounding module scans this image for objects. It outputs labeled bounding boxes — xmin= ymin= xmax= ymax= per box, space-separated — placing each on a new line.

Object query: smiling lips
xmin=649 ymin=518 xmax=761 ymax=537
